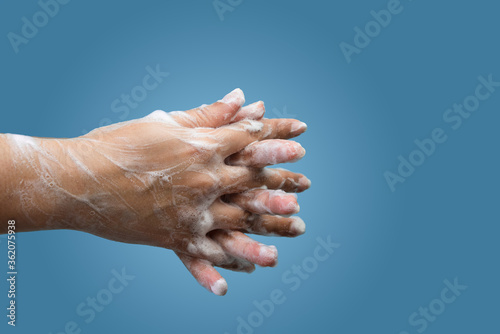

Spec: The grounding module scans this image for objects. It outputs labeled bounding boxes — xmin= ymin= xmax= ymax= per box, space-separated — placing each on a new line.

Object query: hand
xmin=168 ymin=90 xmax=311 ymax=295
xmin=3 ymin=89 xmax=310 ymax=295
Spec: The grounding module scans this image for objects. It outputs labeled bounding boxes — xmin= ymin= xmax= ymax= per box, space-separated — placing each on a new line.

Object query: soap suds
xmin=259 ymin=244 xmax=278 ymax=263
xmin=3 ymin=88 xmax=307 ymax=295
xmin=218 ymin=88 xmax=245 ymax=106
xmin=211 ymin=278 xmax=228 ymax=296
xmin=290 ymin=217 xmax=306 ymax=235
xmin=240 ymin=120 xmax=264 ymax=133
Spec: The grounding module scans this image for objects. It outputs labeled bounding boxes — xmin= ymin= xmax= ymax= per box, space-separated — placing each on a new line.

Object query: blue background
xmin=1 ymin=0 xmax=499 ymax=333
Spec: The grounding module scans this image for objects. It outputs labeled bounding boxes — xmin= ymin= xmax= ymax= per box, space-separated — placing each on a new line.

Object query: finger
xmin=176 ymin=252 xmax=228 ymax=296
xmin=171 ymin=88 xmax=245 ymax=128
xmin=225 ymin=189 xmax=300 ymax=215
xmin=217 ymin=256 xmax=256 ymax=273
xmin=210 ymin=198 xmax=293 ymax=237
xmin=231 ymin=101 xmax=265 ymax=122
xmin=173 ymin=235 xmax=231 ymax=265
xmin=226 ymin=139 xmax=306 ymax=168
xmin=210 ymin=230 xmax=278 ymax=267
xmin=222 ymin=167 xmax=311 ymax=193
xmin=173 ymin=232 xmax=257 ymax=272
xmin=216 ymin=118 xmax=307 ymax=156
xmin=212 ymin=202 xmax=306 ymax=237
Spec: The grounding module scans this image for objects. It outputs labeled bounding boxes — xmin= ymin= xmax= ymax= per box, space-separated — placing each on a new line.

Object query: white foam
xmin=210 ymin=278 xmax=228 ymax=296
xmin=142 ymin=110 xmax=180 ymax=125
xmin=3 ymin=88 xmax=308 ymax=294
xmin=290 ymin=217 xmax=306 ymax=235
xmin=241 ymin=120 xmax=264 ymax=133
xmin=259 ymin=245 xmax=278 ymax=262
xmin=218 ymin=88 xmax=245 ymax=106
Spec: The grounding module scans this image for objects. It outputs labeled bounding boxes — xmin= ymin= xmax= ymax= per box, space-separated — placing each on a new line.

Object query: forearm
xmin=0 ymin=134 xmax=21 ymax=225
xmin=0 ymin=134 xmax=71 ymax=233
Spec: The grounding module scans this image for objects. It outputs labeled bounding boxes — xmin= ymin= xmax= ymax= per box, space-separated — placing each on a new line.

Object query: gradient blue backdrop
xmin=1 ymin=0 xmax=499 ymax=333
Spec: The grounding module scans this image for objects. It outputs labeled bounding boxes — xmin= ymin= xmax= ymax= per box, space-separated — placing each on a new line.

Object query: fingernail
xmin=289 ymin=143 xmax=306 ymax=163
xmin=298 ymin=145 xmax=306 ymax=158
xmin=221 ymin=88 xmax=245 ymax=106
xmin=210 ymin=278 xmax=228 ymax=296
xmin=259 ymin=245 xmax=278 ymax=266
xmin=291 ymin=121 xmax=307 ymax=135
xmin=287 ymin=201 xmax=300 ymax=214
xmin=299 ymin=176 xmax=311 ymax=190
xmin=247 ymin=101 xmax=265 ymax=119
xmin=290 ymin=217 xmax=306 ymax=236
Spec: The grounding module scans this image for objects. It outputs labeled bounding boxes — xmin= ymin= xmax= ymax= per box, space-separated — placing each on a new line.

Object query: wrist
xmin=41 ymin=137 xmax=99 ymax=231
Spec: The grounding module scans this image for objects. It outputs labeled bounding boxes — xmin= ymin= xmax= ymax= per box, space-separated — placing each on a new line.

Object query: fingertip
xmin=221 ymin=88 xmax=245 ymax=107
xmin=245 ymin=101 xmax=266 ymax=119
xmin=270 ymin=191 xmax=300 ymax=215
xmin=246 ymin=263 xmax=256 ymax=274
xmin=291 ymin=121 xmax=308 ymax=136
xmin=211 ymin=278 xmax=228 ymax=296
xmin=258 ymin=245 xmax=278 ymax=267
xmin=289 ymin=201 xmax=300 ymax=215
xmin=297 ymin=144 xmax=306 ymax=160
xmin=288 ymin=141 xmax=306 ymax=163
xmin=232 ymin=101 xmax=266 ymax=123
xmin=298 ymin=175 xmax=311 ymax=191
xmin=254 ymin=101 xmax=265 ymax=119
xmin=290 ymin=217 xmax=306 ymax=236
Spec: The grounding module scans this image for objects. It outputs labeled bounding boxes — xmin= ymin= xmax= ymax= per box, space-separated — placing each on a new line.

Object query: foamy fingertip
xmin=211 ymin=278 xmax=228 ymax=296
xmin=290 ymin=217 xmax=306 ymax=235
xmin=220 ymin=88 xmax=245 ymax=106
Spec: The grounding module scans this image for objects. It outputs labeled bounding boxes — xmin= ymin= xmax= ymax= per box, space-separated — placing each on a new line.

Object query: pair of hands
xmin=5 ymin=89 xmax=310 ymax=295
